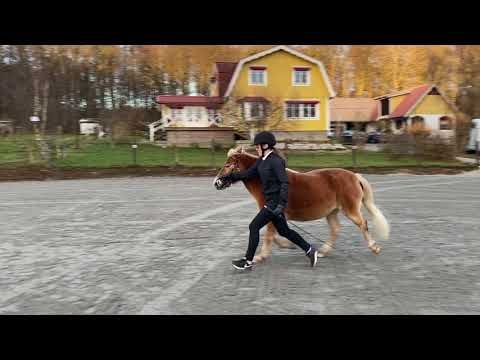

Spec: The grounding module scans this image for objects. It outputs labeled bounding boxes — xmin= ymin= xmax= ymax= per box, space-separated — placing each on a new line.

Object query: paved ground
xmin=1 ymin=172 xmax=479 ymax=315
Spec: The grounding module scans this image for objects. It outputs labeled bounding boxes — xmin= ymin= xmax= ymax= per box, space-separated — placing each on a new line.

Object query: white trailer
xmin=466 ymin=118 xmax=480 ymax=152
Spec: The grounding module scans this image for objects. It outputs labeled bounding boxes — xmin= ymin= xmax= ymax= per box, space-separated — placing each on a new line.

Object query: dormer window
xmin=293 ymin=67 xmax=311 ymax=86
xmin=249 ymin=66 xmax=267 ymax=86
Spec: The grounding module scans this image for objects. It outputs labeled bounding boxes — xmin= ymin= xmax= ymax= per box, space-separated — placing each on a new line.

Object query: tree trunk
xmin=40 ymin=81 xmax=50 ymax=134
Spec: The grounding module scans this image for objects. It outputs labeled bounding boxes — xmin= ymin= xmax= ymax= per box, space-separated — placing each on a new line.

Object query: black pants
xmin=246 ymin=207 xmax=311 ymax=261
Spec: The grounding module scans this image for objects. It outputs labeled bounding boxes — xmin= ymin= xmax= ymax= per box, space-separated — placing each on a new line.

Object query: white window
xmin=208 ymin=109 xmax=217 ymax=120
xmin=439 ymin=116 xmax=453 ymax=130
xmin=185 ymin=107 xmax=202 ymax=122
xmin=292 ymin=68 xmax=311 ymax=86
xmin=186 ymin=108 xmax=193 ymax=122
xmin=249 ymin=67 xmax=267 ymax=86
xmin=244 ymin=102 xmax=265 ymax=121
xmin=285 ymin=102 xmax=318 ymax=120
xmin=208 ymin=109 xmax=221 ymax=125
xmin=171 ymin=108 xmax=183 ymax=120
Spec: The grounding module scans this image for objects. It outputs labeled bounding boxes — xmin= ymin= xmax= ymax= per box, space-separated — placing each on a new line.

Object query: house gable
xmin=224 ymin=45 xmax=335 ymax=98
xmin=230 ymin=50 xmax=330 ymax=100
xmin=411 ymin=88 xmax=457 ymax=115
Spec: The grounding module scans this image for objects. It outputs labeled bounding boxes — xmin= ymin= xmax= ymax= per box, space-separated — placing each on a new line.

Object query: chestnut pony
xmin=214 ymin=146 xmax=390 ymax=263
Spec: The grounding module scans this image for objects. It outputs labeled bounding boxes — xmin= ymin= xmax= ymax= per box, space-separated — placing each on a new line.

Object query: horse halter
xmin=224 ymin=156 xmax=241 ymax=181
xmin=215 ymin=155 xmax=241 ymax=190
xmin=225 ymin=156 xmax=241 ymax=174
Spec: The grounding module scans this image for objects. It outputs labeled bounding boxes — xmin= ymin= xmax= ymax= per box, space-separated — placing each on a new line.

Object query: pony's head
xmin=213 ymin=145 xmax=256 ymax=190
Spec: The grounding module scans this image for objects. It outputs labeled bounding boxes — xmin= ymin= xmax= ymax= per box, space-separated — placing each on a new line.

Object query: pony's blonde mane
xmin=227 ymin=146 xmax=258 ymax=159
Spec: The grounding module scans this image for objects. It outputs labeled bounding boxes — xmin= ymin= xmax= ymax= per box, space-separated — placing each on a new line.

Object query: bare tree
xmin=220 ymin=95 xmax=297 ymax=138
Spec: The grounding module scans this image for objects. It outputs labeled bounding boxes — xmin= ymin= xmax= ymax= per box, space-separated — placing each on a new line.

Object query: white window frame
xmin=284 ymin=101 xmax=319 ymax=120
xmin=292 ymin=67 xmax=311 ymax=86
xmin=243 ymin=102 xmax=266 ymax=121
xmin=439 ymin=116 xmax=453 ymax=130
xmin=184 ymin=106 xmax=203 ymax=122
xmin=207 ymin=109 xmax=217 ymax=121
xmin=248 ymin=66 xmax=268 ymax=86
xmin=208 ymin=109 xmax=222 ymax=125
xmin=171 ymin=108 xmax=183 ymax=120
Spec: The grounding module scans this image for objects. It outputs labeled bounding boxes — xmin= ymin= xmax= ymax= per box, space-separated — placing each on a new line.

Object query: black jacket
xmin=230 ymin=152 xmax=289 ymax=208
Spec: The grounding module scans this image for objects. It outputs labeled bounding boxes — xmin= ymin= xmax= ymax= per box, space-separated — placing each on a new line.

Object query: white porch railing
xmin=148 ymin=118 xmax=170 ymax=142
xmin=147 ymin=114 xmax=223 ymax=142
xmin=208 ymin=114 xmax=222 ymax=126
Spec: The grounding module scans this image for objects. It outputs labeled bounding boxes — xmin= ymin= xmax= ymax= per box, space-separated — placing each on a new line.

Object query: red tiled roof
xmin=286 ymin=100 xmax=319 ymax=104
xmin=330 ymin=97 xmax=378 ymax=122
xmin=216 ymin=62 xmax=237 ymax=97
xmin=155 ymin=96 xmax=224 ymax=108
xmin=236 ymin=96 xmax=269 ymax=103
xmin=388 ymin=84 xmax=432 ymax=118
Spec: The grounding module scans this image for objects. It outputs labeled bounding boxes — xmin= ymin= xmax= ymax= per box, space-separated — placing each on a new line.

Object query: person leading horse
xmin=216 ymin=131 xmax=319 ymax=270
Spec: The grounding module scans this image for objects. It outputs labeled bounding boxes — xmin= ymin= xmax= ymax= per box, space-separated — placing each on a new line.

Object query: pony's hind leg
xmin=320 ymin=210 xmax=340 ymax=257
xmin=344 ymin=208 xmax=381 ymax=255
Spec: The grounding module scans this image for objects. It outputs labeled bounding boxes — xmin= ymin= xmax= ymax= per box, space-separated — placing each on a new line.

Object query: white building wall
xmin=161 ymin=105 xmax=213 ymax=127
xmin=79 ymin=122 xmax=101 ymax=135
xmin=410 ymin=114 xmax=440 ymax=131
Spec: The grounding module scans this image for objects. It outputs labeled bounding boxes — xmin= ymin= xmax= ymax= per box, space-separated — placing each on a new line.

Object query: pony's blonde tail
xmin=356 ymin=174 xmax=390 ymax=241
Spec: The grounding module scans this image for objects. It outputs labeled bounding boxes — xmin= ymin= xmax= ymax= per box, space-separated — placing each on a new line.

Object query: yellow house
xmin=373 ymin=84 xmax=458 ymax=135
xmin=217 ymin=45 xmax=335 ymax=141
xmin=330 ymin=84 xmax=458 ymax=137
xmin=154 ymin=45 xmax=335 ymax=142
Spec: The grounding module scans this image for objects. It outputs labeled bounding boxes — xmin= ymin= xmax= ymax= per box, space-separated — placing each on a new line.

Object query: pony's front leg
xmin=320 ymin=210 xmax=340 ymax=257
xmin=254 ymin=223 xmax=276 ymax=263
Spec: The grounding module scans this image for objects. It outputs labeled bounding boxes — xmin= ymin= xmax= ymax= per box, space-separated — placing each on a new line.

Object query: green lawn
xmin=285 ymin=151 xmax=463 ymax=168
xmin=0 ymin=135 xmax=469 ymax=169
xmin=55 ymin=144 xmax=467 ymax=169
xmin=0 ymin=135 xmax=41 ymax=166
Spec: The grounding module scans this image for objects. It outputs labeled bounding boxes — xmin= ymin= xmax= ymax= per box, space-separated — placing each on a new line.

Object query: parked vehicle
xmin=342 ymin=130 xmax=354 ymax=144
xmin=466 ymin=119 xmax=480 ymax=153
xmin=367 ymin=131 xmax=381 ymax=144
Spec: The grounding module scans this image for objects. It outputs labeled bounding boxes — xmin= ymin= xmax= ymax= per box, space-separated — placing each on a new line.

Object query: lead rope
xmin=265 ymin=207 xmax=330 ymax=248
xmin=286 ymin=219 xmax=329 ymax=248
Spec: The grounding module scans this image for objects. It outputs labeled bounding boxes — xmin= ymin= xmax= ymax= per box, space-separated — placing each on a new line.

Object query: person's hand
xmin=272 ymin=205 xmax=284 ymax=217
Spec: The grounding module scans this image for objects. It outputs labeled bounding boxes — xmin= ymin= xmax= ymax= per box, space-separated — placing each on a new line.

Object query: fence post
xmin=476 ymin=140 xmax=479 ymax=167
xmin=210 ymin=140 xmax=215 ymax=169
xmin=28 ymin=140 xmax=35 ymax=164
xmin=132 ymin=143 xmax=138 ymax=166
xmin=414 ymin=135 xmax=420 ymax=166
xmin=46 ymin=137 xmax=56 ymax=169
xmin=173 ymin=145 xmax=179 ymax=168
xmin=352 ymin=145 xmax=357 ymax=167
xmin=351 ymin=135 xmax=357 ymax=167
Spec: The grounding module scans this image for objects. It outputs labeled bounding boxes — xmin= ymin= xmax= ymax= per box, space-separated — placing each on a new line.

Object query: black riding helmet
xmin=253 ymin=131 xmax=276 ymax=147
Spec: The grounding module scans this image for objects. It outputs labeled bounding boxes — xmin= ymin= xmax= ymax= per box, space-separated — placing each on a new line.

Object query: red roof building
xmin=215 ymin=62 xmax=237 ymax=97
xmin=155 ymin=96 xmax=224 ymax=109
xmin=388 ymin=84 xmax=433 ymax=118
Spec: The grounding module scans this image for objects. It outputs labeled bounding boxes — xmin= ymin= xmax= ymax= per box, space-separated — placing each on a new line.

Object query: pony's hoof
xmin=319 ymin=245 xmax=333 ymax=257
xmin=254 ymin=255 xmax=267 ymax=263
xmin=370 ymin=245 xmax=381 ymax=255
